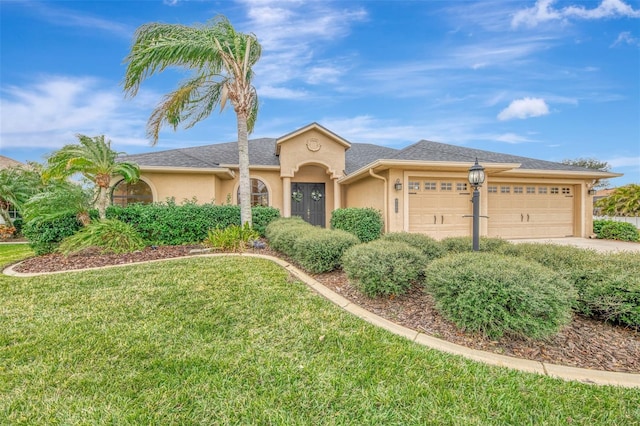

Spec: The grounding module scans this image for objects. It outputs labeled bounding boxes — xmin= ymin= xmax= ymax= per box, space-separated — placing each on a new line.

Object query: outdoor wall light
xmin=468 ymin=158 xmax=486 ymax=252
xmin=394 ymin=179 xmax=403 ymax=191
xmin=588 ymin=189 xmax=597 ymax=196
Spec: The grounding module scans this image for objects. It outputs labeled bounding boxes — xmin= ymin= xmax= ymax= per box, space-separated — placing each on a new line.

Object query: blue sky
xmin=1 ymin=0 xmax=639 ymax=185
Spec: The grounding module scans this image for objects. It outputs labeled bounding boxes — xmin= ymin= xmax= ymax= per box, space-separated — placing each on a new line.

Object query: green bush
xmin=106 ymin=201 xmax=280 ymax=244
xmin=293 ymin=229 xmax=360 ymax=273
xmin=498 ymin=243 xmax=598 ymax=288
xmin=330 ymin=208 xmax=383 ymax=242
xmin=424 ymin=253 xmax=575 ymax=339
xmin=251 ymin=206 xmax=281 ymax=236
xmin=593 ymin=220 xmax=639 ymax=242
xmin=58 ymin=219 xmax=146 ymax=255
xmin=381 ymin=232 xmax=445 ymax=261
xmin=342 ymin=240 xmax=426 ymax=298
xmin=265 ymin=217 xmax=313 ymax=257
xmin=440 ymin=236 xmax=511 ymax=254
xmin=22 ymin=213 xmax=93 ymax=255
xmin=573 ymin=252 xmax=640 ymax=328
xmin=205 ymin=224 xmax=260 ymax=253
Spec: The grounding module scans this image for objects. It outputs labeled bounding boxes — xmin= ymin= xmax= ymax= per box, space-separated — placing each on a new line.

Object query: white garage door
xmin=488 ymin=184 xmax=575 ymax=238
xmin=408 ymin=179 xmax=472 ymax=239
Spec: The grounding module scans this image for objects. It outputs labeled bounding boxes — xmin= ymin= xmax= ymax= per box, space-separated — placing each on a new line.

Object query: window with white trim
xmin=112 ymin=180 xmax=153 ymax=207
xmin=238 ymin=178 xmax=269 ymax=206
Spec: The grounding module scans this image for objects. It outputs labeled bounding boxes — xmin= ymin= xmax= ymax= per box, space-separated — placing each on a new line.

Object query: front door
xmin=291 ymin=182 xmax=326 ymax=227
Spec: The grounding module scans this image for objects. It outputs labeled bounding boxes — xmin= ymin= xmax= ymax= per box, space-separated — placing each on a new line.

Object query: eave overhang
xmin=139 ymin=165 xmax=236 ymax=180
xmin=338 ymin=160 xmax=521 ymax=185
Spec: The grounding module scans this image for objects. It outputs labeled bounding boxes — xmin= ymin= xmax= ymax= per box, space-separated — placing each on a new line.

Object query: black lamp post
xmin=468 ymin=158 xmax=485 ymax=251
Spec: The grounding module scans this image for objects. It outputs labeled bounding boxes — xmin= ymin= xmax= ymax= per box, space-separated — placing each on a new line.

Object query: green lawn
xmin=0 ymin=244 xmax=638 ymax=425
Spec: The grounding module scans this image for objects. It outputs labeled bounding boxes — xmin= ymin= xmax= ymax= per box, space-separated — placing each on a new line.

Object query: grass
xmin=0 ymin=243 xmax=34 ymax=269
xmin=0 ymin=244 xmax=638 ymax=424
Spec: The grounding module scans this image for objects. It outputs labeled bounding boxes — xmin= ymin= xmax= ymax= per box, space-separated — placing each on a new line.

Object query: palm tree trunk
xmin=97 ymin=186 xmax=108 ymax=220
xmin=237 ymin=115 xmax=252 ymax=227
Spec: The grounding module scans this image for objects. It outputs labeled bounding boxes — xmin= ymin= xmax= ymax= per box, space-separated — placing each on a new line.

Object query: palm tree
xmin=45 ymin=134 xmax=140 ymax=220
xmin=0 ymin=165 xmax=43 ymax=224
xmin=123 ymin=15 xmax=261 ymax=227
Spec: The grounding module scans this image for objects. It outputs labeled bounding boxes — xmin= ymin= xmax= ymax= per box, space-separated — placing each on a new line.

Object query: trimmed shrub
xmin=440 ymin=236 xmax=511 ymax=254
xmin=330 ymin=207 xmax=383 ymax=242
xmin=593 ymin=219 xmax=639 ymax=242
xmin=58 ymin=219 xmax=146 ymax=255
xmin=205 ymin=224 xmax=260 ymax=253
xmin=251 ymin=206 xmax=281 ymax=236
xmin=424 ymin=253 xmax=575 ymax=339
xmin=573 ymin=252 xmax=640 ymax=328
xmin=498 ymin=243 xmax=598 ymax=288
xmin=22 ymin=213 xmax=94 ymax=255
xmin=265 ymin=217 xmax=313 ymax=257
xmin=293 ymin=228 xmax=360 ymax=273
xmin=342 ymin=240 xmax=427 ymax=298
xmin=381 ymin=232 xmax=445 ymax=261
xmin=106 ymin=201 xmax=280 ymax=244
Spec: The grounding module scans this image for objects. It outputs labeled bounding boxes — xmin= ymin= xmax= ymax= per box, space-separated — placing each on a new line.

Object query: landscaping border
xmin=4 ymin=252 xmax=639 ymax=388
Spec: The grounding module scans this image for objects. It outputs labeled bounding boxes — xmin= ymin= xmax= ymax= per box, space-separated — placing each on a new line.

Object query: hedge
xmin=106 ymin=201 xmax=280 ymax=245
xmin=381 ymin=232 xmax=445 ymax=261
xmin=22 ymin=211 xmax=99 ymax=255
xmin=440 ymin=236 xmax=511 ymax=254
xmin=424 ymin=253 xmax=575 ymax=339
xmin=293 ymin=228 xmax=360 ymax=273
xmin=330 ymin=207 xmax=383 ymax=242
xmin=342 ymin=240 xmax=426 ymax=298
xmin=593 ymin=219 xmax=639 ymax=242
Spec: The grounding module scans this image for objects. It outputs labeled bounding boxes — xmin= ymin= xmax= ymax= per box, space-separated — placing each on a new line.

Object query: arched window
xmin=112 ymin=179 xmax=153 ymax=207
xmin=237 ymin=178 xmax=269 ymax=206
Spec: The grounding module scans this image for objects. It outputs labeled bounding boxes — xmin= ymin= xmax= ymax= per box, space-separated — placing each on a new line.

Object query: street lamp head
xmin=468 ymin=158 xmax=485 ymax=188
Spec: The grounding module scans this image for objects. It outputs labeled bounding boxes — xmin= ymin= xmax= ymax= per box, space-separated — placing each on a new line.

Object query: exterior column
xmin=333 ymin=178 xmax=341 ymax=211
xmin=283 ymin=177 xmax=291 ymax=218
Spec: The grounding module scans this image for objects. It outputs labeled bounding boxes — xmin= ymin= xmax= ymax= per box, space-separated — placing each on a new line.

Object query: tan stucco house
xmin=116 ymin=122 xmax=619 ymax=239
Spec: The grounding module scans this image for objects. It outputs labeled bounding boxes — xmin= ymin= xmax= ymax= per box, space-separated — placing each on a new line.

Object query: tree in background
xmin=45 ymin=134 xmax=140 ymax=220
xmin=0 ymin=164 xmax=45 ymax=224
xmin=123 ymin=15 xmax=262 ymax=227
xmin=595 ymin=184 xmax=640 ymax=217
xmin=562 ymin=158 xmax=612 ymax=189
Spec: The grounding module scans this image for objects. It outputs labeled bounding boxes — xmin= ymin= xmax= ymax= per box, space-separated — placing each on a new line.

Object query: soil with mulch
xmin=9 ymin=245 xmax=640 ymax=373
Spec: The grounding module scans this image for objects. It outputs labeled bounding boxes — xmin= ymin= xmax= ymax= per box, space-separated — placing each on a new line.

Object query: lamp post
xmin=468 ymin=158 xmax=485 ymax=251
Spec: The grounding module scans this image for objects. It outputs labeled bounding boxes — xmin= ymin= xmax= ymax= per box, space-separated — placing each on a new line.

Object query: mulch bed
xmin=9 ymin=245 xmax=640 ymax=373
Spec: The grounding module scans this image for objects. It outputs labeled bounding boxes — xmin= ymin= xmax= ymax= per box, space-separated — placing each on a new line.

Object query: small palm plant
xmin=205 ymin=224 xmax=259 ymax=252
xmin=45 ymin=134 xmax=140 ymax=220
xmin=58 ymin=219 xmax=146 ymax=255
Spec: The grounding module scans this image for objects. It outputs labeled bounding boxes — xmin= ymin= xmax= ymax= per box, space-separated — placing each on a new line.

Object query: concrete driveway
xmin=508 ymin=237 xmax=640 ymax=253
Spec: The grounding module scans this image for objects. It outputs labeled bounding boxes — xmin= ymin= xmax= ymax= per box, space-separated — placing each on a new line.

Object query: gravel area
xmin=10 ymin=245 xmax=640 ymax=373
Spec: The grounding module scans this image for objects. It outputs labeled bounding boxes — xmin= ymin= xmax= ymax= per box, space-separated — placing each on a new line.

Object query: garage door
xmin=488 ymin=184 xmax=575 ymax=238
xmin=408 ymin=179 xmax=472 ymax=239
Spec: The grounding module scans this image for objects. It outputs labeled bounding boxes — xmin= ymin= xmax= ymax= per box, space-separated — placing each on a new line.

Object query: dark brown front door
xmin=291 ymin=183 xmax=325 ymax=227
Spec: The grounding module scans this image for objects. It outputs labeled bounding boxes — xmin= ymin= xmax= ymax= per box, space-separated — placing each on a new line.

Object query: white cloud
xmin=28 ymin=2 xmax=133 ymax=38
xmin=497 ymin=97 xmax=550 ymax=120
xmin=611 ymin=31 xmax=640 ymax=47
xmin=0 ymin=76 xmax=150 ymax=152
xmin=512 ymin=0 xmax=640 ymax=28
xmin=495 ymin=133 xmax=535 ymax=144
xmin=238 ymin=0 xmax=367 ymax=96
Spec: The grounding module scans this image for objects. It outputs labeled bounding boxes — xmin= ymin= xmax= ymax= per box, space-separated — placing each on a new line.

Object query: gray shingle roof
xmin=120 ymin=135 xmax=593 ymax=174
xmin=391 ymin=140 xmax=591 ymax=171
xmin=120 ymin=138 xmax=279 ymax=168
xmin=345 ymin=143 xmax=399 ymax=174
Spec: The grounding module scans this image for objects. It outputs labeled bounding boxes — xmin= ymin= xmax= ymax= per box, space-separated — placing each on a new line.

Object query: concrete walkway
xmin=508 ymin=237 xmax=640 ymax=253
xmin=4 ymin=248 xmax=639 ymax=388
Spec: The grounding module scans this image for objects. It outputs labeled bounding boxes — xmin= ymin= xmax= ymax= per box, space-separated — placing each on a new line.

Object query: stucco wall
xmin=134 ymin=172 xmax=218 ymax=204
